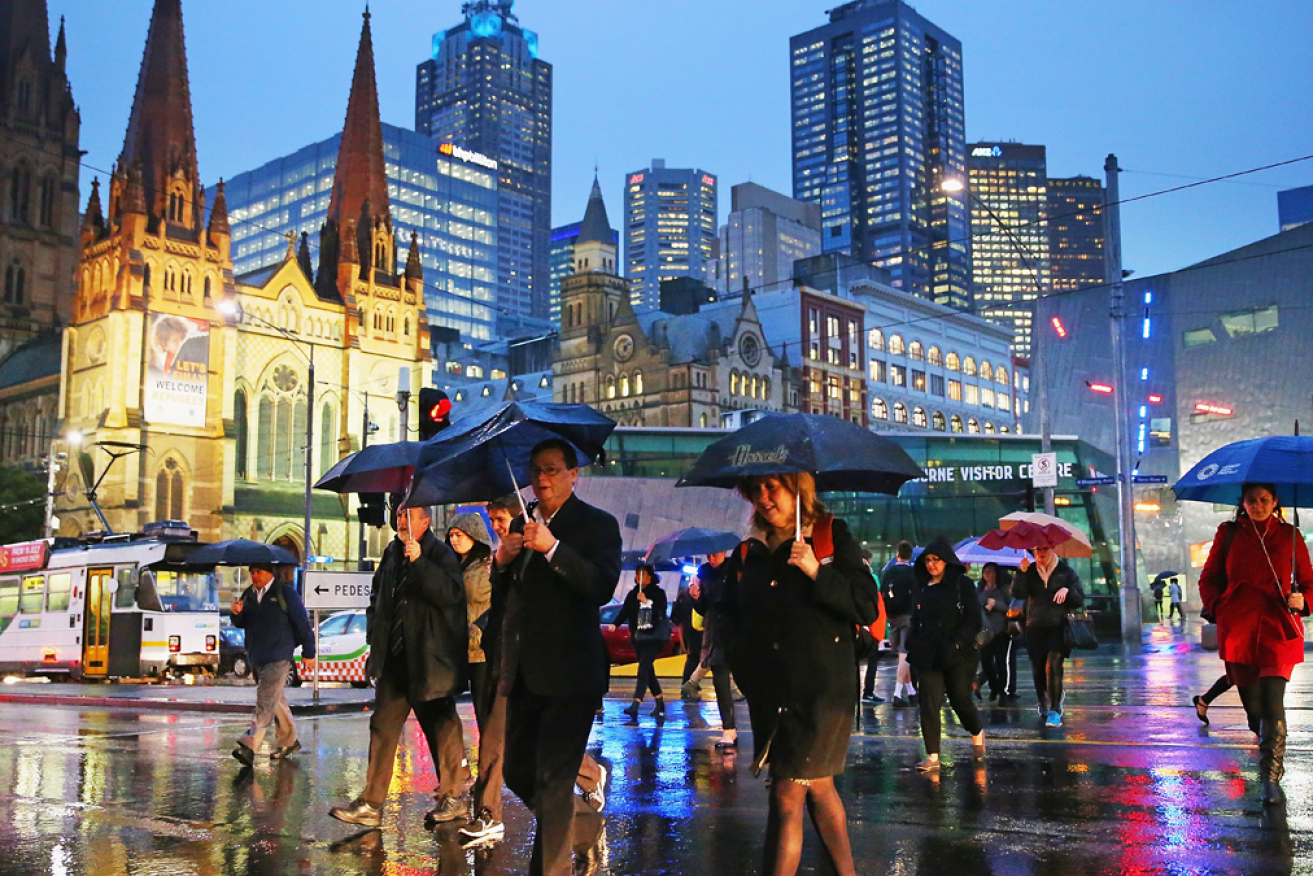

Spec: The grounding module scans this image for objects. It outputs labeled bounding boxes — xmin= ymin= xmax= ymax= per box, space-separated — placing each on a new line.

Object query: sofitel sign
xmin=439 ymin=142 xmax=499 ymax=171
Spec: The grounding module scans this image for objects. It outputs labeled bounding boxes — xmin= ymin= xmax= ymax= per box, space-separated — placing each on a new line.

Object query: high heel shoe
xmin=1192 ymin=695 xmax=1209 ymax=726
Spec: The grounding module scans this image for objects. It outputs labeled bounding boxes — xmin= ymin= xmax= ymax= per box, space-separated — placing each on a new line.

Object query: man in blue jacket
xmin=230 ymin=563 xmax=316 ymax=765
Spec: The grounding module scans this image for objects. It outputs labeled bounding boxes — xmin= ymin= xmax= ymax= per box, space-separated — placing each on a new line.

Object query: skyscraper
xmin=416 ymin=0 xmax=551 ymax=322
xmin=1047 ymin=176 xmax=1106 ymax=295
xmin=790 ymin=0 xmax=970 ymax=309
xmin=714 ymin=182 xmax=821 ymax=298
xmin=966 ymin=142 xmax=1050 ymax=355
xmin=623 ymin=159 xmax=717 ymax=311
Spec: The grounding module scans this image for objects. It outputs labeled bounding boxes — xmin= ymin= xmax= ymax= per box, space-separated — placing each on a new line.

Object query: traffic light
xmin=358 ymin=492 xmax=386 ymax=527
xmin=418 ymin=387 xmax=452 ymax=441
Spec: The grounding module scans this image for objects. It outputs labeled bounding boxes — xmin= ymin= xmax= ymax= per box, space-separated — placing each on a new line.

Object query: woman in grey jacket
xmin=1010 ymin=543 xmax=1085 ymax=727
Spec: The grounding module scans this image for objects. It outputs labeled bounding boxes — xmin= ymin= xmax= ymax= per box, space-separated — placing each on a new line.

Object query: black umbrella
xmin=675 ymin=413 xmax=924 ymax=494
xmin=407 ymin=401 xmax=617 ymax=508
xmin=188 ymin=539 xmax=298 ymax=567
xmin=314 ymin=441 xmax=426 ymax=494
xmin=644 ymin=528 xmax=742 ymax=564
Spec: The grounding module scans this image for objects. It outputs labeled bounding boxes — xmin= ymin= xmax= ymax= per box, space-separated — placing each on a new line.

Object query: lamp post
xmin=219 ymin=300 xmax=316 ymax=583
xmin=320 ymin=380 xmax=379 ymax=571
xmin=941 ymin=177 xmax=1054 ymax=515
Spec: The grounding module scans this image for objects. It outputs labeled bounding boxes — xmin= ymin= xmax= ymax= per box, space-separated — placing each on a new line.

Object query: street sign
xmin=1076 ymin=476 xmax=1118 ymax=487
xmin=303 ymin=571 xmax=373 ymax=610
xmin=1031 ymin=453 xmax=1059 ymax=488
xmin=1133 ymin=475 xmax=1169 ymax=485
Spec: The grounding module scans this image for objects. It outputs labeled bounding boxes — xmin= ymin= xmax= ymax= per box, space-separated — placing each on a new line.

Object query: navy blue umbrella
xmin=189 ymin=539 xmax=298 ymax=567
xmin=406 ymin=401 xmax=617 ymax=506
xmin=644 ymin=528 xmax=743 ymax=564
xmin=1173 ymin=436 xmax=1313 ymax=508
xmin=675 ymin=413 xmax=924 ymax=494
xmin=313 ymin=441 xmax=426 ymax=494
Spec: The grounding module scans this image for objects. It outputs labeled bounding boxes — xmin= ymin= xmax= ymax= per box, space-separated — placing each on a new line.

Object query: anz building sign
xmin=971 ymin=145 xmax=1004 ymax=158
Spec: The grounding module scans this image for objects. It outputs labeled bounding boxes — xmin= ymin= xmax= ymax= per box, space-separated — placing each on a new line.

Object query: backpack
xmin=243 ymin=582 xmax=288 ymax=614
xmin=881 ymin=564 xmax=916 ymax=617
xmin=811 ymin=515 xmax=882 ymax=660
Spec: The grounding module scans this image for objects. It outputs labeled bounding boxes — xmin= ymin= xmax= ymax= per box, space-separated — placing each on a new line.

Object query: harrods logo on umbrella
xmin=730 ymin=445 xmax=790 ymax=467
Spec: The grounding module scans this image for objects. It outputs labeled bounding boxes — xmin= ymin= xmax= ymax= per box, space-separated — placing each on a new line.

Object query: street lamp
xmin=218 ymin=298 xmax=316 ymax=583
xmin=319 ymin=380 xmax=381 ymax=571
xmin=941 ymin=177 xmax=1054 ymax=515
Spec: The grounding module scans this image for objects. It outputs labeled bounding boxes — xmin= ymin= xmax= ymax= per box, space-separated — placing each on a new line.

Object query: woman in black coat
xmin=610 ymin=563 xmax=669 ymax=720
xmin=722 ymin=472 xmax=878 ymax=876
xmin=905 ymin=535 xmax=986 ymax=771
xmin=1011 ymin=543 xmax=1085 ymax=728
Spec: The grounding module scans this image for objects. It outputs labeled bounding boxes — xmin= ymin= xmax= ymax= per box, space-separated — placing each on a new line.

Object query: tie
xmin=389 ymin=547 xmax=409 ymax=657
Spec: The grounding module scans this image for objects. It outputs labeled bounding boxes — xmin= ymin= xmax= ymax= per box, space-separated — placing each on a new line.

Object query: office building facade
xmin=220 ymin=125 xmax=500 ymax=341
xmin=1047 ymin=176 xmax=1106 ymax=294
xmin=790 ymin=0 xmax=971 ymax=309
xmin=966 ymin=142 xmax=1050 ymax=356
xmin=416 ymin=0 xmax=551 ymax=323
xmin=713 ymin=182 xmax=821 ymax=298
xmin=623 ymin=159 xmax=717 ymax=311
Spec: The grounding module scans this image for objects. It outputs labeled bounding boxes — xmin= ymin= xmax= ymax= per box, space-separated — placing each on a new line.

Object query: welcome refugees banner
xmin=145 ymin=313 xmax=210 ymax=427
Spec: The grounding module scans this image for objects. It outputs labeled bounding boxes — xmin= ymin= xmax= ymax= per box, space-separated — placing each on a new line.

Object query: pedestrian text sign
xmin=1031 ymin=453 xmax=1059 ymax=488
xmin=1076 ymin=476 xmax=1118 ymax=487
xmin=303 ymin=571 xmax=372 ymax=610
xmin=1132 ymin=475 xmax=1169 ymax=484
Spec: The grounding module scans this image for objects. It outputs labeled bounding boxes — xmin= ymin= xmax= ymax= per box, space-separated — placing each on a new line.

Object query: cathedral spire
xmin=325 ymin=8 xmax=390 ymax=236
xmin=54 ymin=15 xmax=67 ymax=72
xmin=577 ymin=174 xmax=612 ymax=245
xmin=117 ymin=0 xmax=201 ymax=231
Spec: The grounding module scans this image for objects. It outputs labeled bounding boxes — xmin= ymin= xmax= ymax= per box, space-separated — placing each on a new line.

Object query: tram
xmin=0 ymin=522 xmax=224 ymax=680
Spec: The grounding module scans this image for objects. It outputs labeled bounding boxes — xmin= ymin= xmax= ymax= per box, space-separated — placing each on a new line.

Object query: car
xmin=600 ymin=602 xmax=683 ymax=665
xmin=303 ymin=609 xmax=372 ymax=688
xmin=217 ymin=617 xmax=249 ymax=678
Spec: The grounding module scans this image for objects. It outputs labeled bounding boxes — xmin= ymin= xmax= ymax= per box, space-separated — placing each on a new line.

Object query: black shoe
xmin=862 ymin=694 xmax=885 ymax=704
xmin=892 ymin=696 xmax=911 ymax=708
xmin=425 ymin=794 xmax=466 ymax=826
xmin=330 ymin=798 xmax=382 ymax=828
xmin=1192 ymin=695 xmax=1209 ymax=726
xmin=231 ymin=745 xmax=255 ymax=767
xmin=652 ymin=700 xmax=666 ymax=721
xmin=271 ymin=740 xmax=302 ymax=759
xmin=622 ymin=701 xmax=640 ymax=718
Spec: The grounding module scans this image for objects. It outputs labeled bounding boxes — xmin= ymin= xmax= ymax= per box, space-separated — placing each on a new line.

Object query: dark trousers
xmin=979 ymin=634 xmax=1013 ymax=697
xmin=1169 ymin=601 xmax=1184 ymax=620
xmin=632 ymin=641 xmax=664 ymax=700
xmin=682 ymin=627 xmax=703 ymax=682
xmin=470 ymin=660 xmax=507 ymax=822
xmin=362 ymin=656 xmax=465 ymax=809
xmin=1025 ymin=625 xmax=1067 ymax=711
xmin=915 ymin=659 xmax=982 ymax=755
xmin=711 ymin=665 xmax=736 ymax=730
xmin=861 ymin=650 xmax=881 ymax=698
xmin=504 ymin=676 xmax=600 ymax=876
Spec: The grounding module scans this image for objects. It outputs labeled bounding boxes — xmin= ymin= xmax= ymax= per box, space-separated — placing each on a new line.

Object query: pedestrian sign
xmin=303 ymin=571 xmax=372 ymax=610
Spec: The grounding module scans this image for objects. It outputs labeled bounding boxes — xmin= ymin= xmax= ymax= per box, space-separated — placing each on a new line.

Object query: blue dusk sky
xmin=48 ymin=0 xmax=1313 ymax=282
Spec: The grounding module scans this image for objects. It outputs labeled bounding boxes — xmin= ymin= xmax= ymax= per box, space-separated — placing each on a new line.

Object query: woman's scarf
xmin=1036 ymin=551 xmax=1060 ymax=586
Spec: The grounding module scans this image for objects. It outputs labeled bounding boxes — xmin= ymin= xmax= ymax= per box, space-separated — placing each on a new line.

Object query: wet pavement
xmin=0 ymin=620 xmax=1309 ymax=875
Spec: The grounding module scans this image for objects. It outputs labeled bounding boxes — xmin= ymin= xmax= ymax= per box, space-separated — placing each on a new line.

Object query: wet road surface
xmin=0 ymin=622 xmax=1310 ymax=875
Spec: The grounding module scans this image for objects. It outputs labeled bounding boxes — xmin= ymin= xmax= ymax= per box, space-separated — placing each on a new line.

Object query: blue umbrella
xmin=675 ymin=413 xmax=923 ymax=494
xmin=313 ymin=441 xmax=426 ymax=494
xmin=189 ymin=539 xmax=298 ymax=567
xmin=406 ymin=401 xmax=617 ymax=506
xmin=644 ymin=528 xmax=743 ymax=564
xmin=953 ymin=536 xmax=1031 ymax=568
xmin=1172 ymin=436 xmax=1313 ymax=508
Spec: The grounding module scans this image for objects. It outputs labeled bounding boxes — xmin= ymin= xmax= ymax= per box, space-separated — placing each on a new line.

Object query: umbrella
xmin=998 ymin=511 xmax=1093 ymax=559
xmin=675 ymin=413 xmax=923 ymax=540
xmin=952 ymin=536 xmax=1031 ymax=568
xmin=644 ymin=528 xmax=742 ymax=564
xmin=314 ymin=441 xmax=426 ymax=494
xmin=979 ymin=521 xmax=1080 ymax=555
xmin=406 ymin=401 xmax=617 ymax=508
xmin=188 ymin=539 xmax=298 ymax=567
xmin=1172 ymin=436 xmax=1313 ymax=508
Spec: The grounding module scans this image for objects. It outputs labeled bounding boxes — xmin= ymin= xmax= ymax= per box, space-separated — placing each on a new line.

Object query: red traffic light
xmin=418 ymin=388 xmax=452 ymax=440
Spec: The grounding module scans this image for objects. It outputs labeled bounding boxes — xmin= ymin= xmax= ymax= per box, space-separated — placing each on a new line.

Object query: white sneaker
xmin=584 ymin=763 xmax=607 ymax=812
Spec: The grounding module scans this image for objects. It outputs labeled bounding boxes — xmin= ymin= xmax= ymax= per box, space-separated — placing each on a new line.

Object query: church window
xmin=38 ymin=175 xmax=56 ymax=228
xmin=605 ymin=375 xmax=616 ymax=400
xmin=763 ymin=378 xmax=771 ymax=399
xmin=234 ymin=390 xmax=248 ymax=478
xmin=181 ymin=270 xmax=194 ymax=299
xmin=699 ymin=413 xmax=708 ymax=428
xmin=16 ymin=79 xmax=32 ymax=113
xmin=143 ymin=264 xmax=152 ymax=293
xmin=155 ymin=459 xmax=185 ymax=522
xmin=4 ymin=261 xmax=25 ymax=305
xmin=274 ymin=398 xmax=293 ymax=479
xmin=634 ymin=371 xmax=643 ymax=395
xmin=10 ymin=164 xmax=31 ymax=224
xmin=386 ymin=308 xmax=396 ymax=335
xmin=620 ymin=374 xmax=630 ymax=397
xmin=403 ymin=317 xmax=410 ymax=336
xmin=257 ymin=396 xmax=274 ymax=478
xmin=320 ymin=402 xmax=336 ymax=477
xmin=164 ymin=265 xmax=178 ymax=298
xmin=730 ymin=372 xmax=739 ymax=396
xmin=751 ymin=376 xmax=759 ymax=398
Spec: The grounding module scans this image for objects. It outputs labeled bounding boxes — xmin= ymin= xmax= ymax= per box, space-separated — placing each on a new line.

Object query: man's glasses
xmin=530 ymin=466 xmax=567 ymax=478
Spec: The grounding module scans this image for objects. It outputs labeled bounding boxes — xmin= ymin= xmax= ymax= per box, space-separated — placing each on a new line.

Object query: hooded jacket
xmin=905 ymin=535 xmax=983 ymax=671
xmin=449 ymin=512 xmax=494 ymax=663
xmin=1011 ymin=557 xmax=1084 ymax=628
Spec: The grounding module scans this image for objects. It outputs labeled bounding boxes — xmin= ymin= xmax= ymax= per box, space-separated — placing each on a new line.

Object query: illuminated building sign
xmin=1051 ymin=317 xmax=1067 ymax=338
xmin=971 ymin=145 xmax=1004 ymax=158
xmin=438 ymin=142 xmax=498 ymax=170
xmin=701 ymin=174 xmax=716 ymax=187
xmin=629 ymin=174 xmax=645 ymax=185
xmin=1194 ymin=402 xmax=1234 ymax=417
xmin=1087 ymin=382 xmax=1114 ymax=394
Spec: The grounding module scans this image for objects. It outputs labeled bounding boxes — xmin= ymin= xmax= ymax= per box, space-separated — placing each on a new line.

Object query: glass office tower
xmin=220 ymin=124 xmax=500 ymax=341
xmin=416 ymin=0 xmax=552 ymax=324
xmin=1047 ymin=176 xmax=1106 ymax=295
xmin=623 ymin=159 xmax=718 ymax=311
xmin=790 ymin=0 xmax=971 ymax=310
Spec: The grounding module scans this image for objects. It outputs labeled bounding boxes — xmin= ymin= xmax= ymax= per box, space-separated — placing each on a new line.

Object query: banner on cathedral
xmin=145 ymin=314 xmax=210 ymax=427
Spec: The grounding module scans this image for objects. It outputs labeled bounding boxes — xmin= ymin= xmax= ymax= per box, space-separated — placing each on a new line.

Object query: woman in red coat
xmin=1198 ymin=482 xmax=1312 ymax=805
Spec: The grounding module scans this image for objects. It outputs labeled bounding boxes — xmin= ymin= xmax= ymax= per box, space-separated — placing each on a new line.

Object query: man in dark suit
xmin=493 ymin=439 xmax=621 ymax=876
xmin=329 ymin=503 xmax=468 ymax=829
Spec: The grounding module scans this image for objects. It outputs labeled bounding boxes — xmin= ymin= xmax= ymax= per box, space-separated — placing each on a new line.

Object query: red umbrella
xmin=979 ymin=521 xmax=1084 ymax=556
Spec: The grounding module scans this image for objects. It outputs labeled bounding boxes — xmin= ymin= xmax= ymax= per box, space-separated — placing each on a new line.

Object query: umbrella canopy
xmin=979 ymin=521 xmax=1080 ymax=555
xmin=674 ymin=413 xmax=924 ymax=494
xmin=406 ymin=401 xmax=617 ymax=506
xmin=644 ymin=528 xmax=743 ymax=564
xmin=1172 ymin=436 xmax=1313 ymax=507
xmin=188 ymin=539 xmax=297 ymax=567
xmin=952 ymin=536 xmax=1031 ymax=568
xmin=999 ymin=511 xmax=1092 ymax=558
xmin=314 ymin=441 xmax=426 ymax=494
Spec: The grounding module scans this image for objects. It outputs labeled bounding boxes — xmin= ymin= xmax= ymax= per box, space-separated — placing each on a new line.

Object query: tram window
xmin=45 ymin=573 xmax=71 ymax=612
xmin=115 ymin=568 xmax=138 ymax=609
xmin=135 ymin=570 xmax=165 ymax=612
xmin=19 ymin=576 xmax=44 ymax=613
xmin=0 ymin=579 xmax=17 ymax=631
xmin=153 ymin=569 xmax=218 ymax=612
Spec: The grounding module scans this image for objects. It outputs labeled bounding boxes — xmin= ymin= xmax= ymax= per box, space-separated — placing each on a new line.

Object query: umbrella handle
xmin=506 ymin=458 xmax=530 ymax=520
xmin=795 ymin=500 xmax=802 ymax=543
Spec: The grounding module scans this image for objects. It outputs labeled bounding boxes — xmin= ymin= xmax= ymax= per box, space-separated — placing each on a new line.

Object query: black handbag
xmin=633 ymin=614 xmax=673 ymax=646
xmin=1065 ymin=610 xmax=1099 ymax=650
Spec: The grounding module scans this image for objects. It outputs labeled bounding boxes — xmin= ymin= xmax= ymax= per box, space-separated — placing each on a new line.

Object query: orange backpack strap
xmin=811 ymin=514 xmax=835 ymax=565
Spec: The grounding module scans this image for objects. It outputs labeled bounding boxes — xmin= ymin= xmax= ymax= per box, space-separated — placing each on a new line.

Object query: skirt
xmin=1024 ymin=623 xmax=1070 ymax=660
xmin=1225 ymin=661 xmax=1296 ymax=685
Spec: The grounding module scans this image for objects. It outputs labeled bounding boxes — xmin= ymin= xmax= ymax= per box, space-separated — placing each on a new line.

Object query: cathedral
xmin=58 ymin=1 xmax=429 ymax=569
xmin=555 ymin=179 xmax=795 ymax=427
